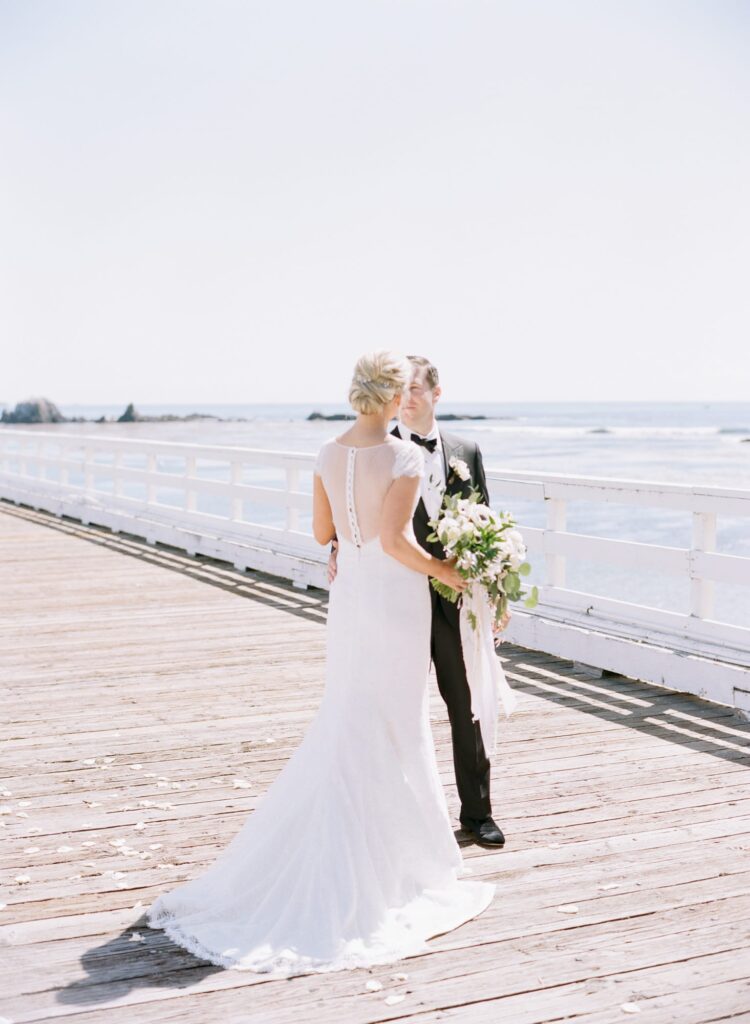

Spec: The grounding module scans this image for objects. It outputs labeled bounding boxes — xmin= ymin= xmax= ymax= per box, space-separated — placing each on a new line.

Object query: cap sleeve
xmin=314 ymin=442 xmax=327 ymax=475
xmin=392 ymin=441 xmax=425 ymax=480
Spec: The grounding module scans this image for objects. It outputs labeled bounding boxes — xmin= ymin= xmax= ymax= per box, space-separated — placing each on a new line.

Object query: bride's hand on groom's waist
xmin=327 ymin=540 xmax=339 ymax=584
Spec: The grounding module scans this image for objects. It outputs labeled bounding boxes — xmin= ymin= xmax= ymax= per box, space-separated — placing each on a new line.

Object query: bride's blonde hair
xmin=348 ymin=351 xmax=410 ymax=415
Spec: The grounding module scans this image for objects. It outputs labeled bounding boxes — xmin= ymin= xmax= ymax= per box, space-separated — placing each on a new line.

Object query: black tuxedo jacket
xmin=390 ymin=425 xmax=491 ymax=562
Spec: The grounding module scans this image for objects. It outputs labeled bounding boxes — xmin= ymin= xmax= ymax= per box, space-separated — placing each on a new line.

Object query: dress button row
xmin=345 ymin=448 xmax=362 ymax=546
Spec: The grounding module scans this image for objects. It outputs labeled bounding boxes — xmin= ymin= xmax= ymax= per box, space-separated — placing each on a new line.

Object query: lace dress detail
xmin=313 ymin=436 xmax=424 ymax=547
xmin=392 ymin=440 xmax=425 ymax=479
xmin=145 ymin=431 xmax=495 ymax=975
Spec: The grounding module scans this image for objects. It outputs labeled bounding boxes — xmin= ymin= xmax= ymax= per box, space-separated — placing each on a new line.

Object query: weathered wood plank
xmin=1 ymin=502 xmax=749 ymax=1024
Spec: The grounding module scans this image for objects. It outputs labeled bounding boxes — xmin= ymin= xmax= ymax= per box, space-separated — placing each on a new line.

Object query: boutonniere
xmin=448 ymin=455 xmax=471 ymax=482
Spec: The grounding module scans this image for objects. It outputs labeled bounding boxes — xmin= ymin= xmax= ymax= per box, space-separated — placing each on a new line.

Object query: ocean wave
xmin=455 ymin=423 xmax=747 ymax=439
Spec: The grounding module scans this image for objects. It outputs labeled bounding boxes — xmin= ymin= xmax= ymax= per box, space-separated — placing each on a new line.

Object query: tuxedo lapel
xmin=413 ymin=495 xmax=430 ymax=529
xmin=440 ymin=432 xmax=468 ymax=497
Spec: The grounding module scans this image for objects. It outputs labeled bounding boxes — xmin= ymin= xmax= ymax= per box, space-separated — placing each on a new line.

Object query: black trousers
xmin=429 ymin=587 xmax=492 ymax=821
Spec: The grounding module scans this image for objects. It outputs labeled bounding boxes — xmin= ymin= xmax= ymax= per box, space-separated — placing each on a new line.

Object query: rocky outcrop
xmin=436 ymin=413 xmax=488 ymax=421
xmin=0 ymin=398 xmax=230 ymax=425
xmin=307 ymin=411 xmax=355 ymax=421
xmin=1 ymin=397 xmax=67 ymax=424
xmin=117 ymin=403 xmax=141 ymax=422
xmin=116 ymin=404 xmax=222 ymax=422
xmin=306 ymin=411 xmax=491 ymax=422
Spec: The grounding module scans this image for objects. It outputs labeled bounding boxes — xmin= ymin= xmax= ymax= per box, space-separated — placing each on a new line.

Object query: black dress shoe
xmin=459 ymin=815 xmax=506 ymax=847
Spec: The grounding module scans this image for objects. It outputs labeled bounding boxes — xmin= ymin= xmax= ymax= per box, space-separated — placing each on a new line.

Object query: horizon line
xmin=1 ymin=398 xmax=746 ymax=408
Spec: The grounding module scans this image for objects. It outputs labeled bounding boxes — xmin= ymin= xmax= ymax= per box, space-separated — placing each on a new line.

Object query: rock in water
xmin=117 ymin=403 xmax=141 ymax=422
xmin=306 ymin=411 xmax=355 ymax=421
xmin=1 ymin=397 xmax=67 ymax=423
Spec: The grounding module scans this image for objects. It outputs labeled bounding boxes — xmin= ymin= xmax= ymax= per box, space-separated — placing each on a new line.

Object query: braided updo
xmin=348 ymin=351 xmax=411 ymax=415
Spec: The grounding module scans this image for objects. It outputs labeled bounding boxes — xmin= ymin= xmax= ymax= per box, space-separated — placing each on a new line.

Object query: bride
xmin=145 ymin=351 xmax=496 ymax=976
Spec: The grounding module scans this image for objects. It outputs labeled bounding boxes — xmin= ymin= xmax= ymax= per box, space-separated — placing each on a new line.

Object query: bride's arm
xmin=380 ymin=477 xmax=466 ymax=591
xmin=312 ymin=473 xmax=336 ymax=545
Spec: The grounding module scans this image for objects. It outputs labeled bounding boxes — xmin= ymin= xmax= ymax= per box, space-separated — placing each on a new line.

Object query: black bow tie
xmin=411 ymin=433 xmax=438 ymax=453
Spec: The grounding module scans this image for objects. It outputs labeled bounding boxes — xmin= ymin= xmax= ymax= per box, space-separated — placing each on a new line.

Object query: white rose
xmin=440 ymin=521 xmax=462 ymax=546
xmin=488 ymin=555 xmax=507 ymax=575
xmin=457 ymin=551 xmax=477 ymax=571
xmin=449 ymin=456 xmax=471 ymax=481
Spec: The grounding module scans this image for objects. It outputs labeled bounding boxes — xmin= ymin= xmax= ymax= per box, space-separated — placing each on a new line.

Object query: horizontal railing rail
xmin=1 ymin=428 xmax=748 ymax=713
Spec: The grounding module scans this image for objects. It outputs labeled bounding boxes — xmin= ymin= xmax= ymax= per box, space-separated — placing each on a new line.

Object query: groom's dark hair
xmin=406 ymin=355 xmax=439 ymax=390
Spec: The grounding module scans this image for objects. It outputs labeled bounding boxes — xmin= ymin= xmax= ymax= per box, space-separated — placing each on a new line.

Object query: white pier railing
xmin=1 ymin=428 xmax=748 ymax=714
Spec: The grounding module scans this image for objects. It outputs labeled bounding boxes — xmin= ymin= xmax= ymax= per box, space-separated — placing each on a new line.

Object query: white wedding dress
xmin=145 ymin=434 xmax=495 ymax=976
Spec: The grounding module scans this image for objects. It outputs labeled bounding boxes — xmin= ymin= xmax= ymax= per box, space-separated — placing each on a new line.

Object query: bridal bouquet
xmin=426 ymin=482 xmax=538 ymax=630
xmin=426 ymin=463 xmax=536 ymax=753
xmin=425 ymin=463 xmax=537 ymax=753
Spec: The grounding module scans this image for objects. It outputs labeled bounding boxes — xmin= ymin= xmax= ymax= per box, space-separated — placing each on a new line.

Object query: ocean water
xmin=3 ymin=401 xmax=749 ymax=630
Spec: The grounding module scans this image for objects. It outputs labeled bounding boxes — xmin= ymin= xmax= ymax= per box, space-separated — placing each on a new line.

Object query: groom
xmin=329 ymin=355 xmax=508 ymax=848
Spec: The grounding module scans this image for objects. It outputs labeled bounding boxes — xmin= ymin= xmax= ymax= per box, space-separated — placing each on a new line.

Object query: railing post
xmin=185 ymin=456 xmax=196 ymax=512
xmin=230 ymin=461 xmax=243 ymax=522
xmin=545 ymin=496 xmax=566 ymax=589
xmin=79 ymin=446 xmax=94 ymax=524
xmin=145 ymin=455 xmax=158 ymax=542
xmin=690 ymin=511 xmax=716 ymax=620
xmin=84 ymin=446 xmax=94 ymax=492
xmin=108 ymin=449 xmax=123 ymax=533
xmin=0 ymin=435 xmax=5 ymax=493
xmin=113 ymin=450 xmax=123 ymax=498
xmin=286 ymin=466 xmax=300 ymax=532
xmin=53 ymin=441 xmax=66 ymax=517
xmin=146 ymin=454 xmax=156 ymax=505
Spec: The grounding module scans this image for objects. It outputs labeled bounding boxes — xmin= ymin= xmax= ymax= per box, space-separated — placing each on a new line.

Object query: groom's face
xmin=400 ymin=367 xmax=441 ymax=431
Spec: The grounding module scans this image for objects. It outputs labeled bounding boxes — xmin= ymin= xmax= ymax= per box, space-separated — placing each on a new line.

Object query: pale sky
xmin=1 ymin=0 xmax=748 ymax=405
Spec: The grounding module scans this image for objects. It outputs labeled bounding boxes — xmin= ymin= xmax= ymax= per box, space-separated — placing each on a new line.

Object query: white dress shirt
xmin=396 ymin=420 xmax=446 ymax=521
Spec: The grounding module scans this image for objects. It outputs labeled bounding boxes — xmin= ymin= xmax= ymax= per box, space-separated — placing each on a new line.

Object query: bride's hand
xmin=435 ymin=556 xmax=468 ymax=592
xmin=327 ymin=540 xmax=339 ymax=585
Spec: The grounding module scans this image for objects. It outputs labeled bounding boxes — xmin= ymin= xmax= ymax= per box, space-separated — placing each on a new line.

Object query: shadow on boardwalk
xmin=8 ymin=501 xmax=746 ymax=769
xmin=509 ymin=652 xmax=750 ymax=768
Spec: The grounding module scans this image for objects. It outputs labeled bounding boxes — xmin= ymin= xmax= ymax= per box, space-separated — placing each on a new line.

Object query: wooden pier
xmin=1 ymin=500 xmax=749 ymax=1023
